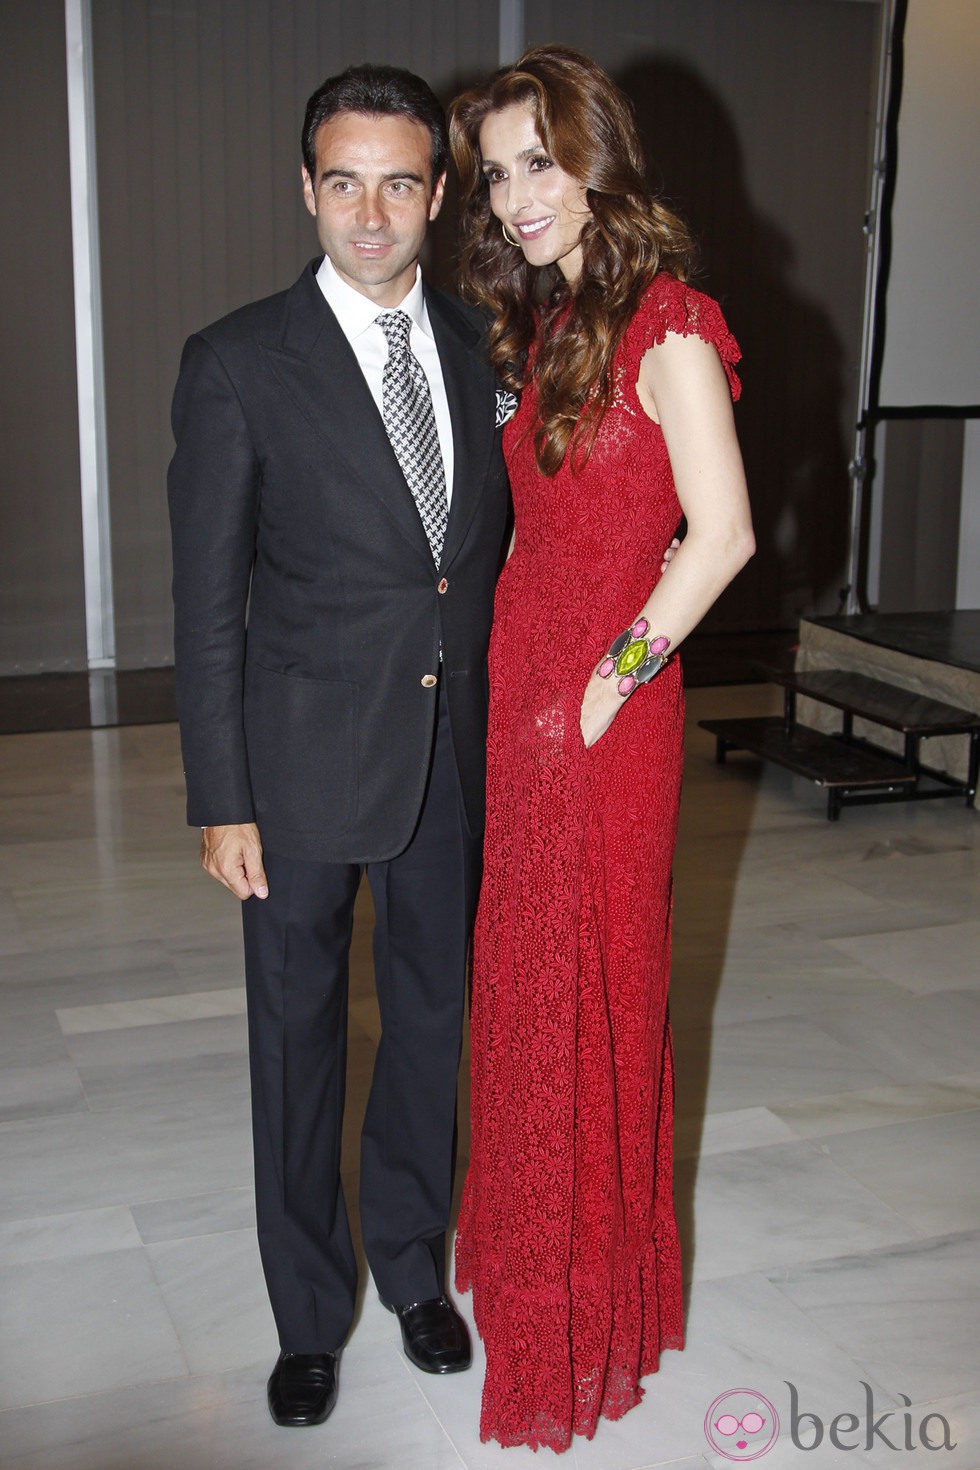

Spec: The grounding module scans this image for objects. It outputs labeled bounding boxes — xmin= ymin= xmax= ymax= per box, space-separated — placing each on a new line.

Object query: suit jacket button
xmin=437 ymin=577 xmax=448 ymax=594
xmin=421 ymin=674 xmax=438 ymax=688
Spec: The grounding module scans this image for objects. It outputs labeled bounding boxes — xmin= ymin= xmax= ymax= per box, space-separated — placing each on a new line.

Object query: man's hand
xmin=201 ymin=823 xmax=269 ymax=900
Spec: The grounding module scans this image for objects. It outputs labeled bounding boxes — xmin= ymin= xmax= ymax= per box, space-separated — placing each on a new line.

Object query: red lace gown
xmin=454 ymin=274 xmax=742 ymax=1452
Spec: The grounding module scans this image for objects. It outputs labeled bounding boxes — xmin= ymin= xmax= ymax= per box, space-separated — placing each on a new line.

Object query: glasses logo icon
xmin=716 ymin=1411 xmax=767 ymax=1441
xmin=704 ymin=1389 xmax=780 ymax=1461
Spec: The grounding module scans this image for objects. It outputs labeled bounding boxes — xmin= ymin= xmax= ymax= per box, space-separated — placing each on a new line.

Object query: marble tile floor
xmin=0 ymin=683 xmax=977 ymax=1468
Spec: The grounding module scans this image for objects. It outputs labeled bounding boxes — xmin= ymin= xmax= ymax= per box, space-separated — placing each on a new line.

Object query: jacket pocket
xmin=244 ymin=664 xmax=358 ymax=834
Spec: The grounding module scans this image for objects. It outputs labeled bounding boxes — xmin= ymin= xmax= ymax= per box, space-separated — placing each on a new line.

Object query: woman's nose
xmin=506 ymin=174 xmax=531 ymax=215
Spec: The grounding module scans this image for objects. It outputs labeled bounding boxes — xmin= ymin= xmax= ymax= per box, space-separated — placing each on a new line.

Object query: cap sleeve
xmin=624 ymin=272 xmax=742 ymax=401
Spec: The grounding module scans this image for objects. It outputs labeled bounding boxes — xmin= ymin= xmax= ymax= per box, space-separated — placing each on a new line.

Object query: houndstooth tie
xmin=376 ymin=310 xmax=448 ymax=566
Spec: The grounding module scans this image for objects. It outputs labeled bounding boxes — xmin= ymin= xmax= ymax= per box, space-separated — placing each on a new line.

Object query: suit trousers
xmin=241 ymin=684 xmax=480 ymax=1352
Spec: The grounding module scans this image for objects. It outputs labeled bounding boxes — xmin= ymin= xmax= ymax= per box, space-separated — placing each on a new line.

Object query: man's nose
xmin=357 ymin=188 xmax=388 ymax=230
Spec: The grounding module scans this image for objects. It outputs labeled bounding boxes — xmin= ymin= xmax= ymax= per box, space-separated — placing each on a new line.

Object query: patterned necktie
xmin=376 ymin=310 xmax=448 ymax=566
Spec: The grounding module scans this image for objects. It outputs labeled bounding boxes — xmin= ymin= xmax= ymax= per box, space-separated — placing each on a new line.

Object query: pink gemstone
xmin=632 ymin=618 xmax=649 ymax=638
xmin=598 ymin=657 xmax=616 ymax=678
xmin=618 ymin=675 xmax=637 ymax=696
xmin=650 ymin=635 xmax=670 ymax=655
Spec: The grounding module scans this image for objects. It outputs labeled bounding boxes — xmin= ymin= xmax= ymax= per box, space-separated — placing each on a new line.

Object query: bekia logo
xmin=704 ymin=1382 xmax=957 ymax=1459
xmin=785 ymin=1382 xmax=956 ymax=1454
xmin=705 ymin=1388 xmax=780 ymax=1461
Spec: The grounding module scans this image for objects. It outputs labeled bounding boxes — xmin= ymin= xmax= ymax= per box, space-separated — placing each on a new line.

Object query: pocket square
xmin=495 ymin=389 xmax=518 ymax=428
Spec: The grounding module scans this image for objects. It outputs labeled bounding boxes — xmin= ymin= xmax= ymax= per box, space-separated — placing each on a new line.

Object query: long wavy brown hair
xmin=450 ymin=46 xmax=695 ymax=475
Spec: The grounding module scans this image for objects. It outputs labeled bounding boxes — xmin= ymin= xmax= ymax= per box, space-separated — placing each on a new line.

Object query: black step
xmin=698 ymin=717 xmax=917 ymax=789
xmin=759 ymin=668 xmax=980 ymax=736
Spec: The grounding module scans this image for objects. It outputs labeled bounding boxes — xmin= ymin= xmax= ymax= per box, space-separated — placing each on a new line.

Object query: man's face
xmin=302 ymin=111 xmax=445 ymax=307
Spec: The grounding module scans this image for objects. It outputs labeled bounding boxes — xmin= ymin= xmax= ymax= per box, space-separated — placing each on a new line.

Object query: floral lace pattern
xmin=456 ymin=275 xmax=741 ymax=1452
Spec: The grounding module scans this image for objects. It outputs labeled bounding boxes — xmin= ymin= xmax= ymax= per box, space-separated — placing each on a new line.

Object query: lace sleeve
xmin=626 ymin=273 xmax=742 ymax=401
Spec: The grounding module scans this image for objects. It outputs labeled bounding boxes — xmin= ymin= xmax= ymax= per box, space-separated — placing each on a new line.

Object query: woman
xmin=449 ymin=46 xmax=754 ymax=1452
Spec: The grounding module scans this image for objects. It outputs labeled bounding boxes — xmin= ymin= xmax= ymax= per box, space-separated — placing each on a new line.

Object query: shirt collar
xmin=315 ymin=255 xmax=432 ymax=344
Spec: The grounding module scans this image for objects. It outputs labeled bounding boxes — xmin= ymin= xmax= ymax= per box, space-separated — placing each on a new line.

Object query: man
xmin=167 ymin=65 xmax=509 ymax=1428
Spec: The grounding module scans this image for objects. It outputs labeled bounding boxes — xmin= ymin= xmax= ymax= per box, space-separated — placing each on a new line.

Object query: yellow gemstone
xmin=616 ymin=639 xmax=649 ymax=676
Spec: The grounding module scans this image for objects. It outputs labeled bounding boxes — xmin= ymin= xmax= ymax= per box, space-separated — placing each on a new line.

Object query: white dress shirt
xmin=314 ymin=255 xmax=454 ymax=507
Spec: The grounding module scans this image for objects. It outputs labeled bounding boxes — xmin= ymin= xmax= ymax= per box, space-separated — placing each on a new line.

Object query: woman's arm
xmin=580 ymin=330 xmax=754 ymax=747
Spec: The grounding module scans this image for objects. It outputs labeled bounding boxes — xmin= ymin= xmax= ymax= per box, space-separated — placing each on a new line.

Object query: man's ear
xmin=429 ymin=171 xmax=447 ymax=221
xmin=301 ymin=167 xmax=316 ymax=217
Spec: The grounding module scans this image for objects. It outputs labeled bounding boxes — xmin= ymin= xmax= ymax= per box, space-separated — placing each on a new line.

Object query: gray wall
xmin=525 ymin=0 xmax=880 ymax=630
xmin=92 ymin=0 xmax=501 ymax=668
xmin=878 ymin=418 xmax=964 ymax=613
xmin=2 ymin=0 xmax=883 ymax=672
xmin=0 ymin=0 xmax=86 ymax=672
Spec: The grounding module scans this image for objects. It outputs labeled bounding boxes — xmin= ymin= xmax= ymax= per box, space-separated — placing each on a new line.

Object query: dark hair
xmin=450 ymin=45 xmax=695 ymax=475
xmin=302 ymin=64 xmax=449 ymax=187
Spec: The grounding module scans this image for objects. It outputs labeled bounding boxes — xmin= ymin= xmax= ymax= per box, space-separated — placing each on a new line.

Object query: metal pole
xmin=66 ymin=0 xmax=116 ymax=671
xmin=845 ymin=0 xmax=897 ymax=613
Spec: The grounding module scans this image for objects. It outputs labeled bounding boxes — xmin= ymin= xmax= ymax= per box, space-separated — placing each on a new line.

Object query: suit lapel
xmin=260 ymin=265 xmax=495 ymax=570
xmin=260 ymin=263 xmax=433 ymax=563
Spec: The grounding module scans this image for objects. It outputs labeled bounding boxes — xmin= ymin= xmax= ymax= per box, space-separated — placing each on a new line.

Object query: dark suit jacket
xmin=168 ymin=260 xmax=510 ymax=864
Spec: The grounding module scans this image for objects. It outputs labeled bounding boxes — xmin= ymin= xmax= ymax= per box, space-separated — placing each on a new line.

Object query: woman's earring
xmin=501 ymin=221 xmax=522 ymax=247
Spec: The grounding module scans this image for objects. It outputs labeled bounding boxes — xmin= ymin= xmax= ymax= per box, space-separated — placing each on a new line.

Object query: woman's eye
xmin=529 ymin=154 xmax=553 ymax=172
xmin=484 ymin=168 xmax=506 ymax=186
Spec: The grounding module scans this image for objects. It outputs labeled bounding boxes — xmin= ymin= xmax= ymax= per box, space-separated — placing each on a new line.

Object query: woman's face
xmin=478 ymin=103 xmax=590 ymax=284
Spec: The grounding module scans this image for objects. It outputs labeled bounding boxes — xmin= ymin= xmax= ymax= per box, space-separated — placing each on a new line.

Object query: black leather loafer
xmin=382 ymin=1294 xmax=471 ymax=1373
xmin=267 ymin=1351 xmax=339 ymax=1426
